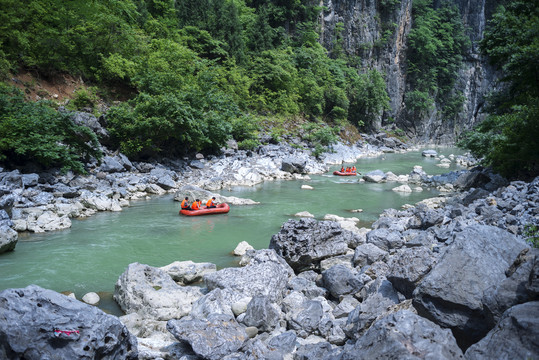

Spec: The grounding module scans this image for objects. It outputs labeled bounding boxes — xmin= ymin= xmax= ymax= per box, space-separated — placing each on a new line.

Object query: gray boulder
xmin=281 ymin=156 xmax=307 ymax=174
xmin=160 ymin=260 xmax=217 ymax=285
xmin=286 ymin=299 xmax=324 ymax=337
xmin=362 ymin=170 xmax=386 ymax=183
xmin=465 ymin=302 xmax=539 ymax=360
xmin=72 ymin=111 xmax=110 ymax=140
xmin=0 ymin=285 xmax=137 ymax=360
xmin=167 ymin=314 xmax=248 ymax=360
xmin=114 ymin=262 xmax=204 ymax=321
xmin=288 ymin=275 xmax=328 ymax=299
xmin=204 ymin=249 xmax=292 ymax=303
xmin=321 ymin=265 xmax=365 ymax=299
xmin=387 ymin=247 xmax=438 ymax=298
xmin=352 ymin=243 xmax=388 ymax=267
xmin=21 ymin=173 xmax=39 ymax=187
xmin=413 ymin=225 xmax=528 ymax=348
xmin=269 ymin=218 xmax=355 ymax=272
xmin=99 ymin=155 xmax=126 ymax=173
xmin=422 ymin=149 xmax=438 ymax=157
xmin=344 ymin=278 xmax=401 ymax=340
xmin=0 ymin=224 xmax=17 ymax=253
xmin=242 ymin=295 xmax=280 ymax=332
xmin=340 ymin=310 xmax=464 ymax=359
xmin=149 ymin=168 xmax=176 ymax=190
xmin=365 ymin=228 xmax=404 ymax=251
xmin=482 ymin=248 xmax=539 ymax=325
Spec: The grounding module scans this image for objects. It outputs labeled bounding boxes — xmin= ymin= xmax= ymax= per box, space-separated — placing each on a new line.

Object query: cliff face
xmin=319 ymin=0 xmax=499 ymax=144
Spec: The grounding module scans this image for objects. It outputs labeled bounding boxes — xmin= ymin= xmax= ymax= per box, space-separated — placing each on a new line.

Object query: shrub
xmin=0 ymin=83 xmax=101 ymax=173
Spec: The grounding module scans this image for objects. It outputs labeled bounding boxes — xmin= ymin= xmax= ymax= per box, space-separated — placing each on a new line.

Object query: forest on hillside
xmin=0 ymin=0 xmax=537 ymax=178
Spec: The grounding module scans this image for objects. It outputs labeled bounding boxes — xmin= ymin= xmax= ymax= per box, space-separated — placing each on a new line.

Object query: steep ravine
xmin=319 ymin=0 xmax=498 ymax=144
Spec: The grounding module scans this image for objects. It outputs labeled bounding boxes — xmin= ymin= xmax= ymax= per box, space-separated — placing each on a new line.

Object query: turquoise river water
xmin=0 ymin=148 xmax=465 ymax=308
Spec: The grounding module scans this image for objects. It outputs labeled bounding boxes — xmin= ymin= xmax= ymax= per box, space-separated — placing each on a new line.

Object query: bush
xmin=0 ymin=83 xmax=101 ymax=173
xmin=107 ymin=87 xmax=238 ymax=158
xmin=68 ymin=87 xmax=100 ymax=111
xmin=237 ymin=138 xmax=259 ymax=151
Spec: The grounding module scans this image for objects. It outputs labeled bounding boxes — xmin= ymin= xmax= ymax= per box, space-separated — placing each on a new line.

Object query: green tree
xmin=0 ymin=84 xmax=101 ymax=173
xmin=459 ymin=0 xmax=539 ymax=179
xmin=405 ymin=0 xmax=469 ymax=118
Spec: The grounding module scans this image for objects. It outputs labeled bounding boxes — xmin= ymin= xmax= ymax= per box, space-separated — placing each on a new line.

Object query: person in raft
xmin=180 ymin=197 xmax=191 ymax=210
xmin=206 ymin=197 xmax=217 ymax=208
xmin=191 ymin=199 xmax=202 ymax=210
xmin=340 ymin=166 xmax=345 ymax=172
xmin=351 ymin=166 xmax=357 ymax=173
xmin=346 ymin=167 xmax=351 ymax=173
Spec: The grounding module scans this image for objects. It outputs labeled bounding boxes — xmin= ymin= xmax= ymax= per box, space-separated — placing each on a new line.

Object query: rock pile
xmin=2 ymin=172 xmax=537 ymax=358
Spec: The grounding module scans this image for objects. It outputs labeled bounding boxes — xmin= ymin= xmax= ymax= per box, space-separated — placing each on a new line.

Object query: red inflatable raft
xmin=333 ymin=171 xmax=357 ymax=176
xmin=179 ymin=203 xmax=230 ymax=216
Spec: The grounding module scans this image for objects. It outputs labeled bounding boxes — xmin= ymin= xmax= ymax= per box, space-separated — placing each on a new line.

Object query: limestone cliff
xmin=318 ymin=0 xmax=499 ymax=144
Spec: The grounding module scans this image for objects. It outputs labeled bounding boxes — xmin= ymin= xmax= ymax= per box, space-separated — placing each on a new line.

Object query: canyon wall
xmin=318 ymin=0 xmax=500 ymax=143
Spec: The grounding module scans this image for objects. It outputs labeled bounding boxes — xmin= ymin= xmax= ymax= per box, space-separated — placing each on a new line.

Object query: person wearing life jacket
xmin=191 ymin=199 xmax=202 ymax=211
xmin=340 ymin=166 xmax=345 ymax=172
xmin=346 ymin=167 xmax=351 ymax=173
xmin=351 ymin=166 xmax=356 ymax=173
xmin=206 ymin=197 xmax=217 ymax=208
xmin=180 ymin=197 xmax=191 ymax=210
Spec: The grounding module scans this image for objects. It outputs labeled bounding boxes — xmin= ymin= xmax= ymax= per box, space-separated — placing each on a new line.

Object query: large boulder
xmin=0 ymin=285 xmax=137 ymax=359
xmin=204 ymin=249 xmax=292 ymax=303
xmin=159 ymin=260 xmax=217 ymax=285
xmin=281 ymin=156 xmax=307 ymax=174
xmin=362 ymin=170 xmax=386 ymax=183
xmin=387 ymin=247 xmax=438 ymax=298
xmin=340 ymin=310 xmax=464 ymax=359
xmin=167 ymin=314 xmax=248 ymax=360
xmin=269 ymin=218 xmax=356 ymax=272
xmin=365 ymin=228 xmax=404 ymax=251
xmin=412 ymin=225 xmax=529 ymax=349
xmin=242 ymin=295 xmax=281 ymax=332
xmin=114 ymin=262 xmax=204 ymax=321
xmin=482 ymin=248 xmax=539 ymax=325
xmin=465 ymin=301 xmax=539 ymax=360
xmin=0 ymin=224 xmax=17 ymax=253
xmin=99 ymin=155 xmax=127 ymax=173
xmin=321 ymin=265 xmax=365 ymax=299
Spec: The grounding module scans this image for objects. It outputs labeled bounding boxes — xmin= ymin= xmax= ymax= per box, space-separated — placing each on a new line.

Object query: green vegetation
xmin=524 ymin=224 xmax=539 ymax=248
xmin=0 ymin=84 xmax=101 ymax=173
xmin=458 ymin=0 xmax=539 ymax=179
xmin=405 ymin=0 xmax=469 ymax=119
xmin=0 ymin=0 xmax=392 ymax=163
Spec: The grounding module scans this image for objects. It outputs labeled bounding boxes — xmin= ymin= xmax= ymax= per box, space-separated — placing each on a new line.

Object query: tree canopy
xmin=458 ymin=0 xmax=539 ymax=179
xmin=0 ymin=0 xmax=391 ymax=164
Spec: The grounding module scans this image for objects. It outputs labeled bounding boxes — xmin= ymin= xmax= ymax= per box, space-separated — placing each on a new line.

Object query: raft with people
xmin=333 ymin=165 xmax=359 ymax=176
xmin=179 ymin=203 xmax=230 ymax=216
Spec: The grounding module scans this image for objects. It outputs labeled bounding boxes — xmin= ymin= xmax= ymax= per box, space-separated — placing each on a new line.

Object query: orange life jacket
xmin=181 ymin=199 xmax=189 ymax=209
xmin=206 ymin=199 xmax=215 ymax=207
xmin=191 ymin=201 xmax=200 ymax=210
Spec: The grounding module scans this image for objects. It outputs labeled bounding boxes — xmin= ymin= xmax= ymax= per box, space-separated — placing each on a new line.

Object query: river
xmin=0 ymin=147 xmax=465 ymax=310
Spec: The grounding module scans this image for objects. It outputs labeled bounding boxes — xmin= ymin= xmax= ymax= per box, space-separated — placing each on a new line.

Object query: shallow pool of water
xmin=0 ymin=147 xmax=465 ymax=299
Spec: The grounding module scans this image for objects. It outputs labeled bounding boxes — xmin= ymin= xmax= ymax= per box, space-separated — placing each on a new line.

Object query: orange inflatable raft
xmin=333 ymin=171 xmax=357 ymax=176
xmin=179 ymin=203 xmax=230 ymax=216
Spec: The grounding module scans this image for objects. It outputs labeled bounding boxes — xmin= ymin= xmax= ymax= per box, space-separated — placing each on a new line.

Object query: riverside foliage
xmin=458 ymin=0 xmax=539 ymax=179
xmin=0 ymin=0 xmax=389 ymax=163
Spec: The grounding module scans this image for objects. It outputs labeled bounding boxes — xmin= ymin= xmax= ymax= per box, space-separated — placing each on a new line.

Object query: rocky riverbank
xmin=0 ymin=136 xmax=539 ymax=360
xmin=1 ymin=150 xmax=537 ymax=358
